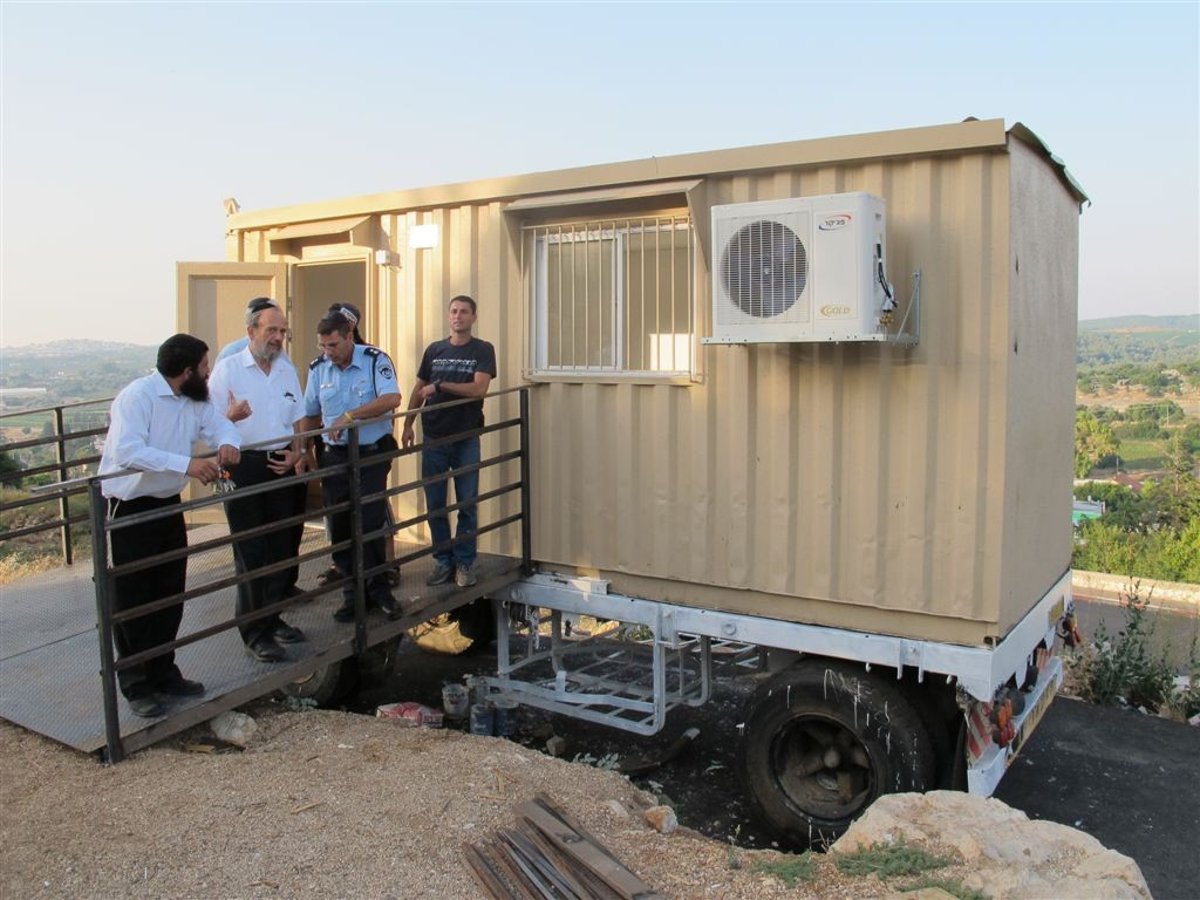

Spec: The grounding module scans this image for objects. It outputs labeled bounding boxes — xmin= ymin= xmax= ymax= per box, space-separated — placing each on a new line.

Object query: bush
xmin=1065 ymin=583 xmax=1177 ymax=711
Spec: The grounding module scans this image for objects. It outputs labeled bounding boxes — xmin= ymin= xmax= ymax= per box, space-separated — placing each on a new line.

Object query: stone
xmin=643 ymin=805 xmax=678 ymax=834
xmin=210 ymin=711 xmax=257 ymax=747
xmin=545 ymin=735 xmax=567 ymax=757
xmin=831 ymin=791 xmax=1150 ymax=900
xmin=605 ymin=799 xmax=631 ymax=819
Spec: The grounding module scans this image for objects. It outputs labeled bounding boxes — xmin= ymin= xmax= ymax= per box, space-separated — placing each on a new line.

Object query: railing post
xmin=55 ymin=406 xmax=73 ymax=565
xmin=88 ymin=478 xmax=123 ymax=763
xmin=347 ymin=427 xmax=367 ymax=654
xmin=519 ymin=388 xmax=533 ymax=575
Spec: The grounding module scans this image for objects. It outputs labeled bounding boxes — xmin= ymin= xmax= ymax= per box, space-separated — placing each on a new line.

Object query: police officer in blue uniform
xmin=302 ymin=308 xmax=403 ymax=621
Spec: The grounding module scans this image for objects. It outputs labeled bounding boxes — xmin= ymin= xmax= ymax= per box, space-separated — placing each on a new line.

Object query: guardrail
xmin=0 ymin=397 xmax=114 ymax=563
xmin=19 ymin=387 xmax=532 ymax=762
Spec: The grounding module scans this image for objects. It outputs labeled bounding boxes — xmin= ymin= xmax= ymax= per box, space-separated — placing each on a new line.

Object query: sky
xmin=1 ymin=1 xmax=1197 ymax=348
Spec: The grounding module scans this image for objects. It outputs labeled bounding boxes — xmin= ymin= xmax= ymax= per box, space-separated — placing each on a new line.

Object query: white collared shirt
xmin=98 ymin=371 xmax=241 ymax=500
xmin=208 ymin=349 xmax=304 ymax=449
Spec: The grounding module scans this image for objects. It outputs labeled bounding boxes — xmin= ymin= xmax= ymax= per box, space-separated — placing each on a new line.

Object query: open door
xmin=176 ymin=262 xmax=289 ymax=523
xmin=177 ymin=261 xmax=289 ymax=353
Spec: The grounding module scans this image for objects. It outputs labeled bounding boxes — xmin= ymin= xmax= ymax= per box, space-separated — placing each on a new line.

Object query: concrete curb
xmin=1072 ymin=570 xmax=1200 ymax=605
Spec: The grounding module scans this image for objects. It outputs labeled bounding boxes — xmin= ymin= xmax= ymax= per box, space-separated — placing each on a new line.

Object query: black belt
xmin=241 ymin=448 xmax=288 ymax=456
xmin=324 ymin=440 xmax=385 ymax=454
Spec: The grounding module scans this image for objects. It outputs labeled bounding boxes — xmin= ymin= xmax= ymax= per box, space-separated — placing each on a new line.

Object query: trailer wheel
xmin=280 ymin=658 xmax=359 ymax=707
xmin=737 ymin=659 xmax=935 ymax=847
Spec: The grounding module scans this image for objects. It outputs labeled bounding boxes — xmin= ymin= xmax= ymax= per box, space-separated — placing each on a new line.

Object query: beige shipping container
xmin=180 ymin=117 xmax=1085 ymax=651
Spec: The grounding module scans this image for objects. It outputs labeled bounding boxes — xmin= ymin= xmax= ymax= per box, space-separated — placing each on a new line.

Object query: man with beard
xmin=98 ymin=333 xmax=241 ymax=718
xmin=209 ymin=303 xmax=307 ymax=663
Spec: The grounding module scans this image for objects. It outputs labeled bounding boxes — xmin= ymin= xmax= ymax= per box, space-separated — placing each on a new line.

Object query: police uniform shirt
xmin=208 ymin=349 xmax=304 ymax=450
xmin=216 ymin=337 xmax=249 ymax=362
xmin=98 ymin=371 xmax=242 ymax=500
xmin=303 ymin=344 xmax=399 ymax=446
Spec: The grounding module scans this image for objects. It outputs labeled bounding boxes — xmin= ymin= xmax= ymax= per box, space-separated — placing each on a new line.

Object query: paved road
xmin=364 ymin=640 xmax=1199 ymax=900
xmin=995 ymin=697 xmax=1199 ymax=900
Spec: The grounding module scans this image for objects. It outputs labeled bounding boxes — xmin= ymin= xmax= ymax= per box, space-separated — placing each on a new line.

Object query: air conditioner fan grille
xmin=720 ymin=219 xmax=808 ymax=318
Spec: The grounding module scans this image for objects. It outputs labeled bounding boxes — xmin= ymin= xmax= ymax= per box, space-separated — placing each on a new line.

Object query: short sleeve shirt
xmin=304 ymin=344 xmax=399 ymax=446
xmin=416 ymin=337 xmax=497 ymax=439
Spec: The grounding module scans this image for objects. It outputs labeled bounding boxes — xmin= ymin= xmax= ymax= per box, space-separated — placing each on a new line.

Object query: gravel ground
xmin=1 ymin=708 xmax=902 ymax=900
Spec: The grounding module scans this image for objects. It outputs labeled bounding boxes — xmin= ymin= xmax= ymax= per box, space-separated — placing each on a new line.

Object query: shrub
xmin=1065 ymin=582 xmax=1177 ymax=711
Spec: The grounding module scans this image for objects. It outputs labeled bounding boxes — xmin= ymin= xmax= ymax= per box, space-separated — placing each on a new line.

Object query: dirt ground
xmin=0 ymin=707 xmax=936 ymax=900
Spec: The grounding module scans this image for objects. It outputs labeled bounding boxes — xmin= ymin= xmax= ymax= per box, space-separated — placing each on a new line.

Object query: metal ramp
xmin=0 ymin=526 xmax=522 ymax=756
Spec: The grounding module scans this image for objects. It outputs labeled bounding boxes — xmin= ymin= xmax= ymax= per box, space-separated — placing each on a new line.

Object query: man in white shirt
xmin=98 ymin=333 xmax=241 ymax=718
xmin=209 ymin=304 xmax=307 ymax=663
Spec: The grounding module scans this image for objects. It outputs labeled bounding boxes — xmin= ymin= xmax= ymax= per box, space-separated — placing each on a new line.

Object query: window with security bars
xmin=526 ymin=215 xmax=694 ymax=375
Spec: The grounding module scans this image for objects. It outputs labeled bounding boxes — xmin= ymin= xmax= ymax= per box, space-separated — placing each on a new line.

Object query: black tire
xmin=280 ymin=657 xmax=359 ymax=707
xmin=454 ymin=598 xmax=497 ymax=655
xmin=737 ymin=659 xmax=935 ymax=848
xmin=895 ymin=676 xmax=960 ymax=789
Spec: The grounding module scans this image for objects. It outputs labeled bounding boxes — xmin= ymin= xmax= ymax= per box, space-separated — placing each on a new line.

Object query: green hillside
xmin=1077 ymin=314 xmax=1199 ymax=368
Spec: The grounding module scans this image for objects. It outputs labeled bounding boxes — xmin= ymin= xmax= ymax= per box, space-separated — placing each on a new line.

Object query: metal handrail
xmin=84 ymin=385 xmax=534 ymax=762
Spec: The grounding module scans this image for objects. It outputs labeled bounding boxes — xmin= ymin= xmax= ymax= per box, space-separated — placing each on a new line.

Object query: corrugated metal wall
xmin=229 ymin=138 xmax=1078 ymax=647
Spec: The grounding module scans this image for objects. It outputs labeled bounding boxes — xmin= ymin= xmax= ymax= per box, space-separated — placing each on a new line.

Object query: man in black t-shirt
xmin=402 ymin=295 xmax=497 ymax=588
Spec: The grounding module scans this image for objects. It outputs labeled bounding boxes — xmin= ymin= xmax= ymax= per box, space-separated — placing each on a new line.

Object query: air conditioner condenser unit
xmin=704 ymin=191 xmax=912 ymax=345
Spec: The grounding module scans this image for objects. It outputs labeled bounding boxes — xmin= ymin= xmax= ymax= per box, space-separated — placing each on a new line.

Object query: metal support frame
xmin=478 ymin=597 xmax=714 ymax=736
xmin=477 ymin=568 xmax=1070 ymax=741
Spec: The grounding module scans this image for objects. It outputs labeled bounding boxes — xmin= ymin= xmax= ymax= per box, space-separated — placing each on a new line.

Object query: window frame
xmin=523 ymin=212 xmax=697 ymax=384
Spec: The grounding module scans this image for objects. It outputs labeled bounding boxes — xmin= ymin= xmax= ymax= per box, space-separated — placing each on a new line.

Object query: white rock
xmin=831 ymin=792 xmax=1150 ymax=900
xmin=210 ymin=711 xmax=257 ymax=747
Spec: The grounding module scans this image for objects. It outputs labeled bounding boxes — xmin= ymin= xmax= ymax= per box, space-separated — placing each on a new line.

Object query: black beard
xmin=179 ymin=371 xmax=210 ymax=402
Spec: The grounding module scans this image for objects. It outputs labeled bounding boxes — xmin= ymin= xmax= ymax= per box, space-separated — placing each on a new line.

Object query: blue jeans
xmin=422 ymin=436 xmax=480 ymax=568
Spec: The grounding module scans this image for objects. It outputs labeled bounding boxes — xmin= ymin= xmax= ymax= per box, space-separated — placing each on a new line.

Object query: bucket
xmin=493 ymin=698 xmax=518 ymax=737
xmin=469 ymin=702 xmax=495 ymax=736
xmin=442 ymin=684 xmax=469 ymax=719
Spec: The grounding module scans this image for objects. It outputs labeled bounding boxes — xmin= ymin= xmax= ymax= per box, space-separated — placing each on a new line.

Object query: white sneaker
xmin=455 ymin=565 xmax=477 ymax=588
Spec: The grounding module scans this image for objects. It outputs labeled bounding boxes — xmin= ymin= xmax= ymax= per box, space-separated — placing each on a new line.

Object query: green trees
xmin=1073 ymin=475 xmax=1200 ymax=583
xmin=1075 ymin=409 xmax=1119 ymax=477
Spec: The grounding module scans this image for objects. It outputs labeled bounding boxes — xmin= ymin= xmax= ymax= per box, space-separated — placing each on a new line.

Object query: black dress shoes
xmin=273 ymin=622 xmax=306 ymax=644
xmin=127 ymin=694 xmax=164 ymax=718
xmin=157 ymin=675 xmax=205 ymax=696
xmin=333 ymin=599 xmax=356 ymax=622
xmin=245 ymin=638 xmax=286 ymax=662
xmin=376 ymin=593 xmax=401 ymax=620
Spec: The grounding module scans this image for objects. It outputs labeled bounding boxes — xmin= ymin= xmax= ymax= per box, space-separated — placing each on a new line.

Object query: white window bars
xmin=525 ymin=215 xmax=694 ymax=377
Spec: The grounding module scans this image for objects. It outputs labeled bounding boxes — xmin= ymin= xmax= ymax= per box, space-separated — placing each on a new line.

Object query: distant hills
xmin=1 ymin=341 xmax=157 ymax=409
xmin=1078 ymin=314 xmax=1198 ymax=333
xmin=1077 ymin=314 xmax=1198 ymax=369
xmin=2 ymin=340 xmax=154 ymax=357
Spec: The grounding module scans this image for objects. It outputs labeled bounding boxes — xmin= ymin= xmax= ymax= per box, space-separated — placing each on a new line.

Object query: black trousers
xmin=320 ymin=435 xmax=396 ymax=603
xmin=226 ymin=452 xmax=295 ymax=646
xmin=108 ymin=494 xmax=187 ymax=699
xmin=283 ymin=479 xmax=307 ymax=590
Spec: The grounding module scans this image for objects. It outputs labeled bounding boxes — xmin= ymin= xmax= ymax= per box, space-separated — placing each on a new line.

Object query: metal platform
xmin=0 ymin=525 xmax=522 ymax=756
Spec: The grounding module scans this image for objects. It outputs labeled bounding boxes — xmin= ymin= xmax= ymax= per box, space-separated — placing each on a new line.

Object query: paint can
xmin=442 ymin=684 xmax=469 ymax=719
xmin=493 ymin=698 xmax=518 ymax=737
xmin=469 ymin=702 xmax=495 ymax=736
